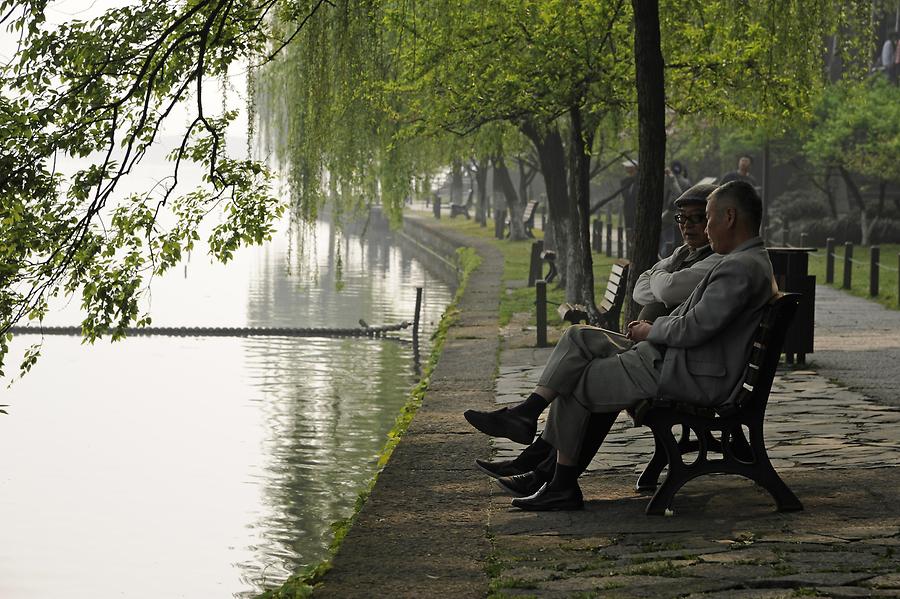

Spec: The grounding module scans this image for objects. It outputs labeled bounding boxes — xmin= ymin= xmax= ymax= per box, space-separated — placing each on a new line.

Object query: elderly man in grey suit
xmin=464 ymin=180 xmax=777 ymax=510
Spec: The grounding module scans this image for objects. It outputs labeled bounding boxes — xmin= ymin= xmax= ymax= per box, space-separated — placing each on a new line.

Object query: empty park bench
xmin=450 ymin=203 xmax=470 ymax=219
xmin=630 ymin=292 xmax=803 ymax=516
xmin=557 ymin=259 xmax=630 ymax=332
xmin=505 ymin=200 xmax=540 ymax=238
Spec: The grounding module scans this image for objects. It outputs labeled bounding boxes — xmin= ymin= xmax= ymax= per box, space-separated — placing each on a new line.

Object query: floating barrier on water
xmin=7 ymin=322 xmax=412 ymax=338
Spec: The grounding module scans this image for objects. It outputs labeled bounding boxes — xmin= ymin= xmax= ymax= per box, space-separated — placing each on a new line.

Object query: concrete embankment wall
xmin=314 ymin=214 xmax=503 ymax=597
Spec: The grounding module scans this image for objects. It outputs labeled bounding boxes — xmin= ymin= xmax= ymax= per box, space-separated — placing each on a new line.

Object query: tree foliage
xmin=0 ymin=1 xmax=316 ymax=377
xmin=804 ymin=78 xmax=900 ymax=183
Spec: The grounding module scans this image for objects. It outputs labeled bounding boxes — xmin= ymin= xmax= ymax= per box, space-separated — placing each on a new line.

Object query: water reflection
xmin=0 ymin=216 xmax=454 ymax=598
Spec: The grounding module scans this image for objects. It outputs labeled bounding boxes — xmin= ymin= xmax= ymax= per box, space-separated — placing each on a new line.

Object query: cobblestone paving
xmin=485 ymin=321 xmax=900 ymax=598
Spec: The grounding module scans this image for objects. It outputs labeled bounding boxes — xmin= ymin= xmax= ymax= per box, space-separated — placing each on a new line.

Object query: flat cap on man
xmin=673 ymin=183 xmax=718 ymax=208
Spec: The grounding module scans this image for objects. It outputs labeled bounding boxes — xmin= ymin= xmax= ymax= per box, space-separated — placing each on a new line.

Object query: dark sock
xmin=533 ymin=453 xmax=556 ymax=482
xmin=547 ymin=463 xmax=580 ymax=491
xmin=509 ymin=392 xmax=550 ymax=420
xmin=575 ymin=411 xmax=620 ymax=475
xmin=512 ymin=436 xmax=554 ymax=470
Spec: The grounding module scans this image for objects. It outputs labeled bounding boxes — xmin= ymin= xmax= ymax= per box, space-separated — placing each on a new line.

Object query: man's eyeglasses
xmin=674 ymin=213 xmax=706 ymax=225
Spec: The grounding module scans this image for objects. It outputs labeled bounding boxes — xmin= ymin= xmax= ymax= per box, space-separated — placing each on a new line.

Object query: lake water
xmin=0 ymin=214 xmax=454 ymax=598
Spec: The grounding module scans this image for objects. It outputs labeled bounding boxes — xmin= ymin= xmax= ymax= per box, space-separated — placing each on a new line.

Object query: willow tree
xmin=253 ymin=1 xmax=455 ymax=228
xmin=0 ymin=1 xmax=339 ymax=379
xmin=257 ymin=1 xmax=636 ymax=317
xmin=383 ymin=1 xmax=634 ymax=317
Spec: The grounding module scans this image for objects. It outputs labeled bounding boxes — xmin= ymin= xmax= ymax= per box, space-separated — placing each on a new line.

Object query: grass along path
xmin=420 ymin=212 xmax=619 ymax=328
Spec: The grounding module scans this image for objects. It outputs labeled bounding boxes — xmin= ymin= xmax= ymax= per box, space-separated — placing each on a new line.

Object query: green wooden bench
xmin=557 ymin=259 xmax=630 ymax=332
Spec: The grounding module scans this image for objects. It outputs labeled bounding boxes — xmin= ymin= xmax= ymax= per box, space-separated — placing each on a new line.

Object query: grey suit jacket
xmin=644 ymin=237 xmax=778 ymax=407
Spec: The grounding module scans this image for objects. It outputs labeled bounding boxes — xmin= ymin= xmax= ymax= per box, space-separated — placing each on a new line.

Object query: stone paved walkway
xmin=485 ymin=302 xmax=900 ymax=598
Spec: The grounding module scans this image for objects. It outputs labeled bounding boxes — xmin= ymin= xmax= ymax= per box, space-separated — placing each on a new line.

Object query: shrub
xmin=770 ymin=190 xmax=830 ymax=225
xmin=799 ymin=214 xmax=900 ymax=246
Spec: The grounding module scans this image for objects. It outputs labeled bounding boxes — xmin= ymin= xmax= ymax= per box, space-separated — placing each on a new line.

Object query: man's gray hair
xmin=712 ymin=180 xmax=762 ymax=232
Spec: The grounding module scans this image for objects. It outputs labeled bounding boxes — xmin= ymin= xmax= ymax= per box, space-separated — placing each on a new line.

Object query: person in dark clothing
xmin=719 ymin=155 xmax=757 ymax=187
xmin=620 ymin=159 xmax=639 ymax=231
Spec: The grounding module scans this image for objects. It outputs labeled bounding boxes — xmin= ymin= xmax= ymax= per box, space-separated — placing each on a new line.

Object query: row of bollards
xmin=591 ymin=218 xmax=628 ymax=259
xmin=823 ymin=237 xmax=900 ymax=301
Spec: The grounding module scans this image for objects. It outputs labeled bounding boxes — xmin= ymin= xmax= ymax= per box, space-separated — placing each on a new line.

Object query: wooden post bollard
xmin=536 ymin=280 xmax=548 ymax=348
xmin=592 ymin=219 xmax=601 ymax=253
xmin=606 ymin=222 xmax=612 ymax=257
xmin=800 ymin=232 xmax=809 ymax=248
xmin=843 ymin=242 xmax=853 ymax=289
xmin=413 ymin=286 xmax=423 ymax=345
xmin=617 ymin=226 xmax=623 ymax=259
xmin=433 ymin=196 xmax=441 ymax=219
xmin=528 ymin=240 xmax=544 ymax=287
xmin=825 ymin=238 xmax=835 ymax=284
xmin=870 ymin=245 xmax=880 ymax=297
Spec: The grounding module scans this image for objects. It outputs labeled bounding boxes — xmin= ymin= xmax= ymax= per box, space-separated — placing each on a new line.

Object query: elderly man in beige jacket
xmin=465 ymin=181 xmax=776 ymax=510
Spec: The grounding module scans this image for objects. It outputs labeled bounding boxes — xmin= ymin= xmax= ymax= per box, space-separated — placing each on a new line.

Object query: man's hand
xmin=626 ymin=320 xmax=653 ymax=342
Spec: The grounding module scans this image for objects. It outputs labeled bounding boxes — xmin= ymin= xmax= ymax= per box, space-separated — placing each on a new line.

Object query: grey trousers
xmin=537 ymin=325 xmax=663 ymax=458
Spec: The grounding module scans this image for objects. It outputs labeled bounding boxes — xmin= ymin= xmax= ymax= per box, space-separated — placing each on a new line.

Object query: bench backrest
xmin=727 ymin=292 xmax=800 ymax=414
xmin=599 ymin=260 xmax=630 ymax=327
xmin=523 ymin=200 xmax=540 ymax=227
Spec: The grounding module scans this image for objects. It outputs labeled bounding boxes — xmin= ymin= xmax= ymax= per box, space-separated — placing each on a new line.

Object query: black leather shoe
xmin=511 ymin=483 xmax=584 ymax=511
xmin=495 ymin=471 xmax=545 ymax=497
xmin=475 ymin=458 xmax=531 ymax=479
xmin=463 ymin=407 xmax=537 ymax=445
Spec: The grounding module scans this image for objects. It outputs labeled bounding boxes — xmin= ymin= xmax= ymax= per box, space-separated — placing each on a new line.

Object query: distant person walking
xmin=881 ymin=31 xmax=897 ymax=76
xmin=659 ymin=161 xmax=691 ymax=255
xmin=620 ymin=159 xmax=639 ymax=231
xmin=719 ymin=155 xmax=757 ymax=187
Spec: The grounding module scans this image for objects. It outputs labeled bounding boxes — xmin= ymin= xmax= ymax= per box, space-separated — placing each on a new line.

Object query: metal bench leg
xmin=746 ymin=427 xmax=803 ymax=512
xmin=636 ymin=433 xmax=667 ymax=493
xmin=645 ymin=423 xmax=689 ymax=515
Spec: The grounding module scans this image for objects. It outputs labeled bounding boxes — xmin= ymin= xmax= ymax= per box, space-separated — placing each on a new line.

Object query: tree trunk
xmin=471 ymin=157 xmax=488 ymax=227
xmin=627 ymin=0 xmax=667 ymax=322
xmin=568 ymin=105 xmax=598 ymax=316
xmin=450 ymin=159 xmax=463 ymax=205
xmin=839 ymin=165 xmax=872 ymax=246
xmin=492 ymin=155 xmax=527 ymax=240
xmin=522 ymin=121 xmax=571 ymax=287
xmin=824 ymin=166 xmax=838 ymax=218
xmin=516 ymin=157 xmax=537 ymax=206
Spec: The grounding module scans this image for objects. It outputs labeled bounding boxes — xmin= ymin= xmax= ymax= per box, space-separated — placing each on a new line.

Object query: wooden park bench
xmin=450 ymin=203 xmax=470 ymax=219
xmin=631 ymin=292 xmax=803 ymax=516
xmin=557 ymin=259 xmax=630 ymax=332
xmin=505 ymin=200 xmax=540 ymax=238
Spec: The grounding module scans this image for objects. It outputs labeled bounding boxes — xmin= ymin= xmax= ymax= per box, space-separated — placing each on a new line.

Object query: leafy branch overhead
xmin=0 ymin=1 xmax=326 ymax=377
